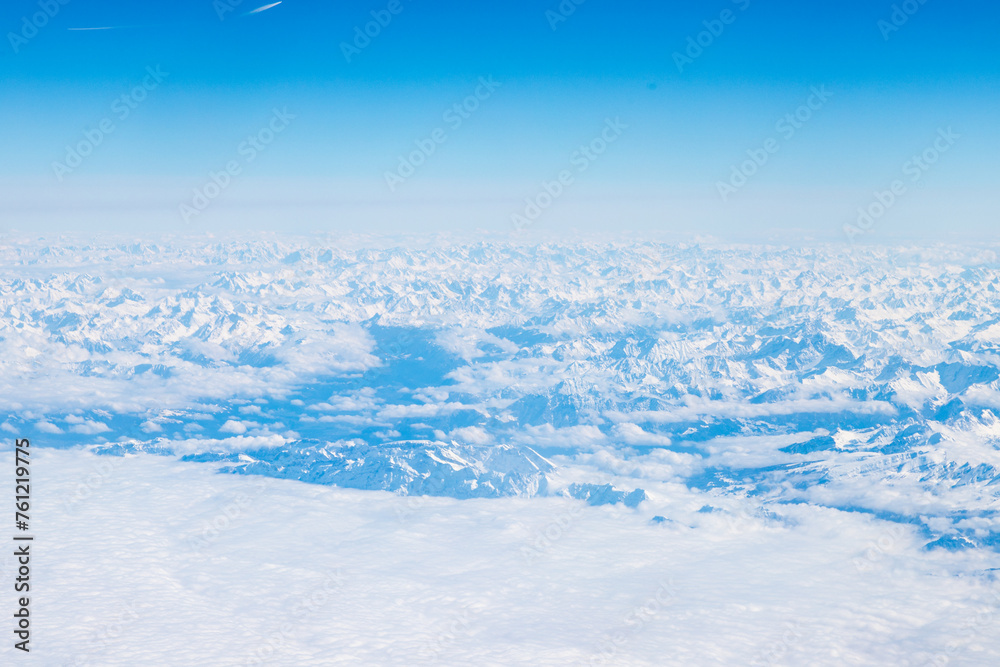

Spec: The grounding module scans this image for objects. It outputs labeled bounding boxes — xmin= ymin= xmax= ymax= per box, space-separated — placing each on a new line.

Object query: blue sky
xmin=1 ymin=0 xmax=997 ymax=240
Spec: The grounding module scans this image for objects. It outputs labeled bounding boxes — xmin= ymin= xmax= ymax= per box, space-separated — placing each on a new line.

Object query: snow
xmin=3 ymin=236 xmax=1000 ymax=663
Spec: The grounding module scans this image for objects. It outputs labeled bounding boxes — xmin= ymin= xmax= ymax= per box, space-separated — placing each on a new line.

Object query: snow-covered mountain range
xmin=4 ymin=238 xmax=1000 ymax=549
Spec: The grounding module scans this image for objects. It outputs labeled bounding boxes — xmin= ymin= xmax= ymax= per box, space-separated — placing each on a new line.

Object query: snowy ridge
xmin=186 ymin=440 xmax=553 ymax=498
xmin=4 ymin=239 xmax=1000 ymax=547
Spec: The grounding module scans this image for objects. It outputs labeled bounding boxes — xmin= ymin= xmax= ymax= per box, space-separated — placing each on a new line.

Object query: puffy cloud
xmin=612 ymin=423 xmax=672 ymax=447
xmin=141 ymin=420 xmax=163 ymax=433
xmin=70 ymin=420 xmax=111 ymax=435
xmin=36 ymin=421 xmax=63 ymax=434
xmin=219 ymin=420 xmax=248 ymax=434
xmin=449 ymin=426 xmax=492 ymax=445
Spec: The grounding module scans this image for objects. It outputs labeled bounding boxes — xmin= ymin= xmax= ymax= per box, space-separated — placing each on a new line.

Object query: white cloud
xmin=612 ymin=423 xmax=672 ymax=447
xmin=449 ymin=426 xmax=492 ymax=445
xmin=70 ymin=420 xmax=111 ymax=435
xmin=377 ymin=402 xmax=468 ymax=420
xmin=219 ymin=420 xmax=248 ymax=434
xmin=168 ymin=434 xmax=288 ymax=455
xmin=521 ymin=424 xmax=607 ymax=449
xmin=606 ymin=398 xmax=897 ymax=424
xmin=23 ymin=447 xmax=999 ymax=666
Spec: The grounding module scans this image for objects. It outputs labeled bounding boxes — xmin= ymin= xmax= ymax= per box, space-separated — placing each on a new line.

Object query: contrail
xmin=68 ymin=2 xmax=282 ymax=31
xmin=246 ymin=1 xmax=282 ymax=14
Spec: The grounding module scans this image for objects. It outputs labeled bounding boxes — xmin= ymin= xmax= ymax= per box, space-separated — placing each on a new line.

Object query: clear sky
xmin=1 ymin=0 xmax=997 ymax=241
